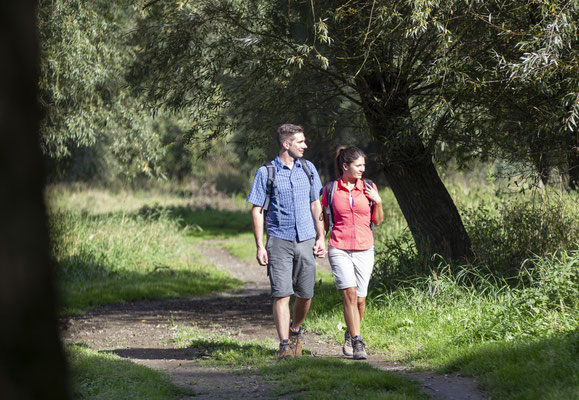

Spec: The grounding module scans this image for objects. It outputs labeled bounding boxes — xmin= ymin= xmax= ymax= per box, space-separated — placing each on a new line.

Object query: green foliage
xmin=463 ymin=194 xmax=578 ymax=274
xmin=372 ymin=186 xmax=578 ymax=281
xmin=67 ymin=344 xmax=189 ymax=399
xmin=309 ymin=252 xmax=578 ymax=399
xmin=54 ymin=184 xmax=578 ymax=400
xmin=454 ymin=0 xmax=579 ymax=186
xmin=444 ymin=333 xmax=579 ymax=400
xmin=38 ymin=0 xmax=195 ymax=182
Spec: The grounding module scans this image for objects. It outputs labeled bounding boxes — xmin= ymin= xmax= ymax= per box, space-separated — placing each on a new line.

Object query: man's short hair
xmin=277 ymin=124 xmax=304 ymax=146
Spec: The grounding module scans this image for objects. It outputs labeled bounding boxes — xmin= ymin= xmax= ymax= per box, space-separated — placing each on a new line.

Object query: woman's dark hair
xmin=335 ymin=146 xmax=366 ymax=176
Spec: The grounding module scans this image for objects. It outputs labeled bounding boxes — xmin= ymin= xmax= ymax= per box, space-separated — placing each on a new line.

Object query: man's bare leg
xmin=273 ymin=296 xmax=291 ymax=341
xmin=291 ymin=297 xmax=311 ymax=330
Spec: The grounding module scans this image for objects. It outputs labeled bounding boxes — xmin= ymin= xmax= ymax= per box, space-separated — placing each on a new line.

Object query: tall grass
xmin=48 ymin=186 xmax=243 ymax=315
xmin=308 ymin=251 xmax=578 ymax=399
xmin=373 ymin=186 xmax=578 ymax=281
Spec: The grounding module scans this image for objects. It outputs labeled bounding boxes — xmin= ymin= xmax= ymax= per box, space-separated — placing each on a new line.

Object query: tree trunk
xmin=0 ymin=2 xmax=70 ymax=399
xmin=358 ymin=74 xmax=473 ymax=265
xmin=382 ymin=149 xmax=474 ymax=265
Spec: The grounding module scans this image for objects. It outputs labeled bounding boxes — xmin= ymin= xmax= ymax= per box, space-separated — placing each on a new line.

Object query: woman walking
xmin=321 ymin=146 xmax=383 ymax=359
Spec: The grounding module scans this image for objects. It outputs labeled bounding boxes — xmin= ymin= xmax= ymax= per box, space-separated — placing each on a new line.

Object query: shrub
xmin=372 ymin=189 xmax=578 ymax=286
xmin=463 ymin=194 xmax=578 ymax=275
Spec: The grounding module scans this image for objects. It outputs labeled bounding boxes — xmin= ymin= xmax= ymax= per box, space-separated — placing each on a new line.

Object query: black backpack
xmin=324 ymin=179 xmax=375 ymax=234
xmin=262 ymin=159 xmax=316 ymax=221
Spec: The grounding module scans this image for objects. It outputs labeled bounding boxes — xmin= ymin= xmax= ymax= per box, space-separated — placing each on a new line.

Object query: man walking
xmin=247 ymin=123 xmax=326 ymax=361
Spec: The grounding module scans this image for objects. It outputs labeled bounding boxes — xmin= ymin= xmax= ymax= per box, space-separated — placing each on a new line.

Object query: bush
xmin=463 ymin=194 xmax=578 ymax=275
xmin=372 ymin=189 xmax=578 ymax=286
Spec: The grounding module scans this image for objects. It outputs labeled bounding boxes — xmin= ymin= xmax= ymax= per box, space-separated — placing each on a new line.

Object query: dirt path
xmin=63 ymin=241 xmax=490 ymax=400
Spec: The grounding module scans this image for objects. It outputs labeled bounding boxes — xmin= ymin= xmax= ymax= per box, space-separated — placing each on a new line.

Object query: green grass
xmin=217 ymin=235 xmax=258 ymax=259
xmin=48 ymin=186 xmax=245 ymax=315
xmin=261 ymin=357 xmax=427 ymax=400
xmin=51 ymin=210 xmax=242 ymax=314
xmin=68 ymin=344 xmax=191 ymax=399
xmin=306 ymin=251 xmax=578 ymax=400
xmin=172 ymin=325 xmax=279 ymax=367
xmin=444 ymin=333 xmax=579 ymax=400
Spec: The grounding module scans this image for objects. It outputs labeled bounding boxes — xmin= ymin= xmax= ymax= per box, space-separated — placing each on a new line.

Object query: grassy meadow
xmin=50 ymin=179 xmax=578 ymax=399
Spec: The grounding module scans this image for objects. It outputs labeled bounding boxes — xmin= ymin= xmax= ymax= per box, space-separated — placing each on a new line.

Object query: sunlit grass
xmin=172 ymin=325 xmax=279 ymax=368
xmin=217 ymin=235 xmax=256 ymax=259
xmin=46 ymin=183 xmax=191 ymax=214
xmin=48 ymin=187 xmax=244 ymax=315
xmin=67 ymin=344 xmax=191 ymax=399
xmin=261 ymin=357 xmax=427 ymax=400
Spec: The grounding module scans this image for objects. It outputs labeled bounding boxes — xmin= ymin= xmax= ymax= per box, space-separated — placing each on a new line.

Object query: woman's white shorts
xmin=328 ymin=245 xmax=375 ymax=297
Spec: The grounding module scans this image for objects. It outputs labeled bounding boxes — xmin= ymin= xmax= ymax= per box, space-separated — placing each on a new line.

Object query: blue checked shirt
xmin=247 ymin=156 xmax=323 ymax=242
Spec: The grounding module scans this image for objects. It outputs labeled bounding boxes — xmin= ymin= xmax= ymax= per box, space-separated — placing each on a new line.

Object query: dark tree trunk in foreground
xmin=359 ymin=76 xmax=473 ymax=265
xmin=0 ymin=2 xmax=70 ymax=399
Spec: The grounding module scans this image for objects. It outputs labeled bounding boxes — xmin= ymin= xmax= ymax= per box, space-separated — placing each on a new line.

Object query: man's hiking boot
xmin=342 ymin=330 xmax=353 ymax=356
xmin=289 ymin=325 xmax=303 ymax=356
xmin=277 ymin=339 xmax=294 ymax=361
xmin=352 ymin=335 xmax=367 ymax=360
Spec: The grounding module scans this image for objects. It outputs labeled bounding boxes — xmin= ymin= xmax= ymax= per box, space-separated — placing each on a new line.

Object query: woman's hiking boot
xmin=352 ymin=335 xmax=367 ymax=360
xmin=289 ymin=325 xmax=303 ymax=356
xmin=277 ymin=339 xmax=294 ymax=361
xmin=342 ymin=330 xmax=353 ymax=356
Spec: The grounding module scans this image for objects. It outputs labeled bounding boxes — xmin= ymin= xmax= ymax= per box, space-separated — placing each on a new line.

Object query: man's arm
xmin=251 ymin=205 xmax=268 ymax=266
xmin=310 ymin=200 xmax=326 ymax=257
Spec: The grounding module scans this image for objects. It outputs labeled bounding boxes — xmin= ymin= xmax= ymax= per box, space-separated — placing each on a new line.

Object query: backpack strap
xmin=364 ymin=179 xmax=375 ymax=231
xmin=324 ymin=180 xmax=337 ymax=235
xmin=263 ymin=161 xmax=281 ymax=223
xmin=299 ymin=158 xmax=317 ymax=202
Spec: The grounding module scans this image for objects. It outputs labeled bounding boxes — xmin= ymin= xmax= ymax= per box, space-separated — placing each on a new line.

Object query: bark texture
xmin=0 ymin=2 xmax=70 ymax=398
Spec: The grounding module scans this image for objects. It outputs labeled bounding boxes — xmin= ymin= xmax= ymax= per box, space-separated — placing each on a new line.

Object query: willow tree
xmin=131 ymin=0 xmax=500 ymax=261
xmin=38 ymin=0 xmax=172 ymax=181
xmin=471 ymin=0 xmax=579 ymax=189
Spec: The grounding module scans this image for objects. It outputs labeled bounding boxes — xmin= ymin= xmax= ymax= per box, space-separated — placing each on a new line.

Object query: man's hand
xmin=313 ymin=237 xmax=327 ymax=258
xmin=256 ymin=245 xmax=268 ymax=266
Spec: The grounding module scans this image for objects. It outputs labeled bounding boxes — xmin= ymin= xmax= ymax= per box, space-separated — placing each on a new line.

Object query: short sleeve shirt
xmin=247 ymin=156 xmax=323 ymax=242
xmin=321 ymin=178 xmax=375 ymax=251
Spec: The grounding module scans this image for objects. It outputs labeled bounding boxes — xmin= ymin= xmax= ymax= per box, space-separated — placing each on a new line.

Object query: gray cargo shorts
xmin=266 ymin=236 xmax=316 ymax=299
